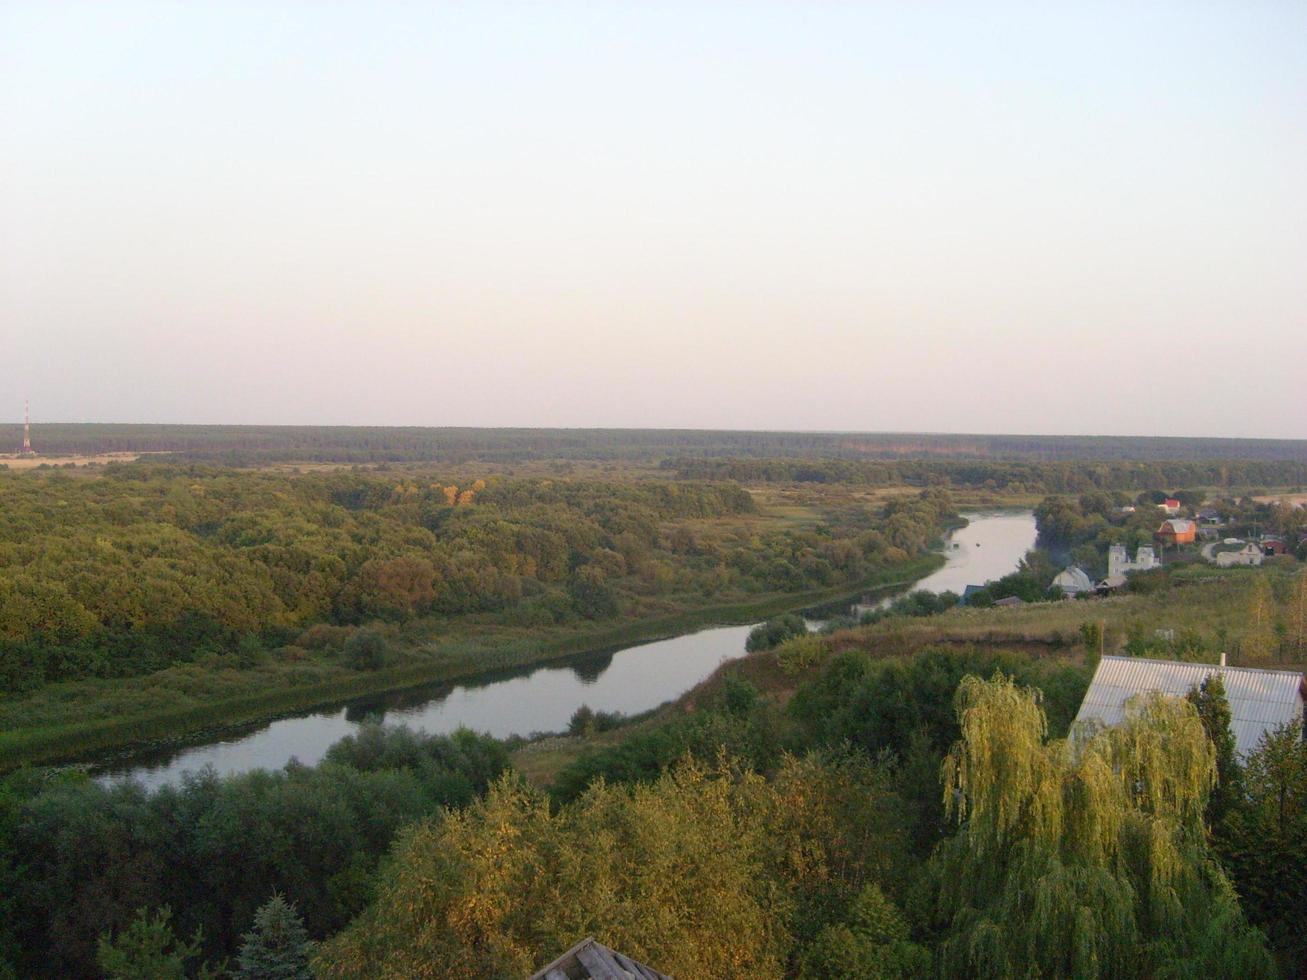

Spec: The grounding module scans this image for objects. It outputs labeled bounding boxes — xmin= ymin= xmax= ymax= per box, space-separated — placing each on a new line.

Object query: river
xmin=95 ymin=509 xmax=1035 ymax=789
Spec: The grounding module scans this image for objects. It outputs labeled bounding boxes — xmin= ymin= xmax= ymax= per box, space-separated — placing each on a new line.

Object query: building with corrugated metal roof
xmin=1074 ymin=655 xmax=1304 ymax=757
xmin=1052 ymin=566 xmax=1094 ymax=596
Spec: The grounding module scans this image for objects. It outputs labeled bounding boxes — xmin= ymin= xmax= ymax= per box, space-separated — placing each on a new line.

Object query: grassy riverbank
xmin=0 ymin=554 xmax=944 ymax=771
xmin=512 ymin=562 xmax=1307 ymax=790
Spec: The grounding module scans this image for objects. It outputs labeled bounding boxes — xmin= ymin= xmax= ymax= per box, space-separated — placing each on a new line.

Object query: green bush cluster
xmin=0 ymin=725 xmax=506 ymax=978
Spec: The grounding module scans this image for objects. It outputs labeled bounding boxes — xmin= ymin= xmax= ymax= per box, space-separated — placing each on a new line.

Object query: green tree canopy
xmin=928 ymin=674 xmax=1274 ymax=979
xmin=1187 ymin=673 xmax=1241 ymax=826
xmin=97 ymin=906 xmax=215 ymax=980
xmin=315 ymin=751 xmax=912 ymax=980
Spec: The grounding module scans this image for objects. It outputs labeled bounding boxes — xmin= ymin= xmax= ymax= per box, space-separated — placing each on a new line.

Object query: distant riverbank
xmin=1 ymin=555 xmax=947 ymax=772
xmin=90 ymin=510 xmax=1038 ymax=789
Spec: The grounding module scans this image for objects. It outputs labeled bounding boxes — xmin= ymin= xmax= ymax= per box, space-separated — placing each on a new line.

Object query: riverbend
xmin=95 ymin=510 xmax=1035 ymax=789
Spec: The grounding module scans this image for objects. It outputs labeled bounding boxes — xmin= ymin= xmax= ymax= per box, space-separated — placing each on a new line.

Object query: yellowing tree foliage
xmin=929 ymin=674 xmax=1274 ymax=979
xmin=1287 ymin=570 xmax=1307 ymax=658
xmin=1243 ymin=578 xmax=1278 ymax=664
xmin=314 ymin=753 xmax=913 ymax=980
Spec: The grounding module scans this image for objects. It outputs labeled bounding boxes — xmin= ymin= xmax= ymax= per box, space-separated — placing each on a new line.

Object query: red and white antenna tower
xmin=19 ymin=400 xmax=34 ymax=455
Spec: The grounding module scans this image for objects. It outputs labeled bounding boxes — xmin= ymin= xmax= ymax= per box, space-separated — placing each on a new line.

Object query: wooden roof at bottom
xmin=528 ymin=937 xmax=672 ymax=980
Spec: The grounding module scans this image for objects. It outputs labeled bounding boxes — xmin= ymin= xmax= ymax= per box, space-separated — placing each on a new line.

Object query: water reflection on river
xmin=858 ymin=509 xmax=1038 ymax=611
xmin=94 ymin=510 xmax=1035 ymax=790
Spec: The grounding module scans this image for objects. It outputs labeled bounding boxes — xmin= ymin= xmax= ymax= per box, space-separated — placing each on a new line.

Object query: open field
xmin=0 ymin=451 xmax=142 ymax=470
xmin=1255 ymin=492 xmax=1307 ymax=508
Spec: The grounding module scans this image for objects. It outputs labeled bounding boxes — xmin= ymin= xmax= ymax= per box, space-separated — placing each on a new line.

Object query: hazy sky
xmin=2 ymin=2 xmax=1305 ymax=437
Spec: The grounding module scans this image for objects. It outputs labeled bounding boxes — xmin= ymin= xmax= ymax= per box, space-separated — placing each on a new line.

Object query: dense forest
xmin=0 ymin=467 xmax=955 ymax=695
xmin=0 ymin=466 xmax=961 ymax=776
xmin=4 ymin=422 xmax=1306 ymax=465
xmin=668 ymin=456 xmax=1307 ymax=493
xmin=0 ymin=725 xmax=510 ymax=978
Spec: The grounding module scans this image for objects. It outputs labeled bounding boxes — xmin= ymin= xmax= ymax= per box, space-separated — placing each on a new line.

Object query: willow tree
xmin=929 ymin=674 xmax=1273 ymax=979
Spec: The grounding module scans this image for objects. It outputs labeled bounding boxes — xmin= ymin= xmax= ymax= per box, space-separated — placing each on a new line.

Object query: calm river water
xmin=95 ymin=509 xmax=1035 ymax=789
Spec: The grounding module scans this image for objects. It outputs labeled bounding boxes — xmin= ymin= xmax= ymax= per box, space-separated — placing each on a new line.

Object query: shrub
xmin=343 ymin=629 xmax=388 ymax=671
xmin=746 ymin=614 xmax=808 ymax=652
xmin=776 ymin=635 xmax=826 ymax=676
xmin=568 ymin=566 xmax=619 ymax=619
xmin=297 ymin=624 xmax=352 ymax=651
xmin=567 ymin=705 xmax=625 ymax=736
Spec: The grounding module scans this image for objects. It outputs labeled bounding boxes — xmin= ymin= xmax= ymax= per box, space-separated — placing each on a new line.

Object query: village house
xmin=1096 ymin=572 xmax=1128 ymax=593
xmin=1107 ymin=544 xmax=1157 ymax=577
xmin=1074 ymin=655 xmax=1304 ymax=758
xmin=1260 ymin=535 xmax=1288 ymax=557
xmin=1215 ymin=543 xmax=1263 ymax=568
xmin=1052 ymin=566 xmax=1094 ymax=597
xmin=1156 ymin=518 xmax=1196 ymax=545
xmin=1158 ymin=498 xmax=1181 ymax=516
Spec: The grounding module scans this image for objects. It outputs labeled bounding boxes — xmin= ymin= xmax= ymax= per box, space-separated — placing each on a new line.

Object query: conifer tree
xmin=235 ymin=894 xmax=314 ymax=980
xmin=1187 ymin=673 xmax=1241 ymax=826
xmin=97 ymin=907 xmax=215 ymax=980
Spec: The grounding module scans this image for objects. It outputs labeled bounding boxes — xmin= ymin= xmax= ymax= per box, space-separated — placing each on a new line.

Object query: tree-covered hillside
xmin=0 ymin=468 xmax=955 ymax=693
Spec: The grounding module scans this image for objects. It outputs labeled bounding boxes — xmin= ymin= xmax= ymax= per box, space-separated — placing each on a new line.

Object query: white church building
xmin=1107 ymin=544 xmax=1157 ymax=578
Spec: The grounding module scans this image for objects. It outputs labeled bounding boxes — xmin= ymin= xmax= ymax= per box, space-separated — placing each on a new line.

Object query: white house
xmin=1052 ymin=566 xmax=1094 ymax=596
xmin=1107 ymin=544 xmax=1157 ymax=577
xmin=1075 ymin=655 xmax=1304 ymax=757
xmin=1215 ymin=543 xmax=1263 ymax=568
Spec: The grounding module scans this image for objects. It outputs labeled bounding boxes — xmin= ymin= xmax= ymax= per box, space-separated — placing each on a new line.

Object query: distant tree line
xmin=667 ymin=457 xmax=1307 ymax=493
xmin=3 ymin=423 xmax=1305 ymax=465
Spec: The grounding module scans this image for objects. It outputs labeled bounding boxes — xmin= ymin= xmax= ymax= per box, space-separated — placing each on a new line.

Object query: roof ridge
xmin=1097 ymin=654 xmax=1303 ymax=677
